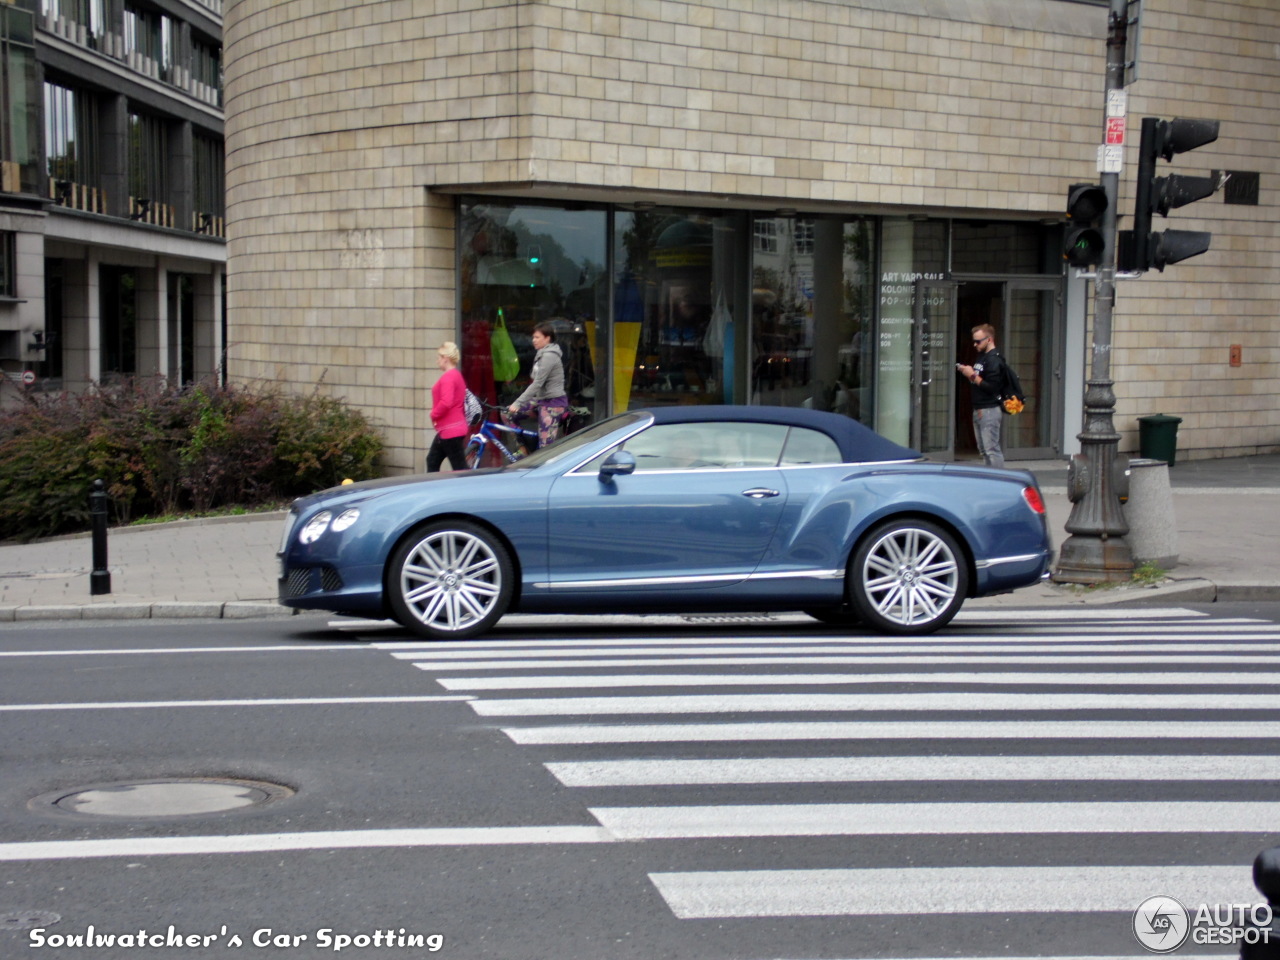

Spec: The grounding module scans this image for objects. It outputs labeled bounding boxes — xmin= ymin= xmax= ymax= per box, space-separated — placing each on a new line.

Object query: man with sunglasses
xmin=956 ymin=323 xmax=1009 ymax=469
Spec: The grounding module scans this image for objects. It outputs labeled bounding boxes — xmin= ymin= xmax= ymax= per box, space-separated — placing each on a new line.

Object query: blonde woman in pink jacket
xmin=426 ymin=341 xmax=470 ymax=472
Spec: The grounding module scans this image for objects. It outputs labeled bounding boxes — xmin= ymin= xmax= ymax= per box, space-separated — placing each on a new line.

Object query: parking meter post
xmin=90 ymin=479 xmax=111 ymax=596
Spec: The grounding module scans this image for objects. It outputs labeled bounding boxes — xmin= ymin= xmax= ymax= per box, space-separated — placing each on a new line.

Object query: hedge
xmin=0 ymin=378 xmax=383 ymax=541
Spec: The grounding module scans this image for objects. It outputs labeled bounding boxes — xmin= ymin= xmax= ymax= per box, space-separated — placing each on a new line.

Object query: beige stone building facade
xmin=223 ymin=0 xmax=1278 ymax=474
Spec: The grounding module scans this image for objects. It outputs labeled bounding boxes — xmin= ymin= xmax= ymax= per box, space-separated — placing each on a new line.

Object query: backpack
xmin=996 ymin=353 xmax=1026 ymax=415
xmin=463 ymin=388 xmax=483 ymax=425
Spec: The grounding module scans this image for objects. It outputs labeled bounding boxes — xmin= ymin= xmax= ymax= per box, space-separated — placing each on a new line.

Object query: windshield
xmin=510 ymin=412 xmax=648 ymax=470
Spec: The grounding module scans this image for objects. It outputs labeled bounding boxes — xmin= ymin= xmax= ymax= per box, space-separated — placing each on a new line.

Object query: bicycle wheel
xmin=464 ymin=438 xmax=484 ymax=469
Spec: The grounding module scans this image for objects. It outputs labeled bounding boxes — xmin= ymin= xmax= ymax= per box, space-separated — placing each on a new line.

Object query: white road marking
xmin=504 ymin=719 xmax=1280 ymax=744
xmin=412 ymin=653 xmax=1280 ymax=671
xmin=439 ymin=670 xmax=1280 ymax=691
xmin=0 ymin=644 xmax=369 ymax=657
xmin=0 ymin=826 xmax=617 ymax=862
xmin=547 ymin=754 xmax=1280 ymax=786
xmin=648 ymin=865 xmax=1254 ymax=918
xmin=470 ymin=692 xmax=1280 ymax=715
xmin=0 ymin=695 xmax=474 ymax=712
xmin=589 ymin=801 xmax=1280 ymax=838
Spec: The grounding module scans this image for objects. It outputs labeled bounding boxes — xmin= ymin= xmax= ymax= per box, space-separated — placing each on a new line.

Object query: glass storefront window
xmin=612 ymin=208 xmax=741 ymax=411
xmin=750 ymin=216 xmax=877 ymax=426
xmin=459 ymin=201 xmax=605 ymax=426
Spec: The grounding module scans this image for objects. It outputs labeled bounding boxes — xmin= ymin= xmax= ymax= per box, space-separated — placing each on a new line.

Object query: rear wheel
xmin=463 ymin=439 xmax=484 ymax=470
xmin=386 ymin=520 xmax=513 ymax=639
xmin=848 ymin=518 xmax=967 ymax=635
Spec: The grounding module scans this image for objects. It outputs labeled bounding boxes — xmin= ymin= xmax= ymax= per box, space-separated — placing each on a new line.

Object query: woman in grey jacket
xmin=507 ymin=321 xmax=569 ymax=447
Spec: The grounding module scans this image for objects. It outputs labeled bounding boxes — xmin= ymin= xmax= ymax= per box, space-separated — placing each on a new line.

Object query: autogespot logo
xmin=1133 ymin=895 xmax=1191 ymax=953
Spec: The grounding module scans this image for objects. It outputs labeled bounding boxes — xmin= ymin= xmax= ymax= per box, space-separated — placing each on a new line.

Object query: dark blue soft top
xmin=640 ymin=405 xmax=921 ymax=464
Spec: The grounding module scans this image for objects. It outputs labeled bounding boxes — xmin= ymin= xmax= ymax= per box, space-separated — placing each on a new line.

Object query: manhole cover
xmin=1 ymin=910 xmax=60 ymax=931
xmin=32 ymin=778 xmax=293 ymax=818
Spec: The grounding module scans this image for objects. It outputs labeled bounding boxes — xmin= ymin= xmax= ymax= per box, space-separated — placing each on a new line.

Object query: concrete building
xmin=222 ymin=0 xmax=1278 ymax=474
xmin=0 ymin=0 xmax=225 ymax=402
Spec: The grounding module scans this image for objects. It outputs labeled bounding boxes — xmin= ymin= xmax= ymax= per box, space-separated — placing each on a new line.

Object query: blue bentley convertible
xmin=278 ymin=406 xmax=1052 ymax=637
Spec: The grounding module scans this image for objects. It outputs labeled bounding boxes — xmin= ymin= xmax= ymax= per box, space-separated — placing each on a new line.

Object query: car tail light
xmin=1022 ymin=486 xmax=1046 ymax=515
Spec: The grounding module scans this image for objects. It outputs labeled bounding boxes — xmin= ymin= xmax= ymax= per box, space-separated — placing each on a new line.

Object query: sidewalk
xmin=2 ymin=454 xmax=1278 ymax=622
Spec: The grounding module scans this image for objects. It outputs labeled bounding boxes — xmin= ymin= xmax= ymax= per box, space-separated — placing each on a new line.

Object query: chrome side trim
xmin=534 ymin=568 xmax=843 ymax=590
xmin=974 ymin=552 xmax=1046 ymax=570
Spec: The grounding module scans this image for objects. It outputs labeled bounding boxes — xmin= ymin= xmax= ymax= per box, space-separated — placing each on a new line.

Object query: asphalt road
xmin=5 ymin=605 xmax=1280 ymax=959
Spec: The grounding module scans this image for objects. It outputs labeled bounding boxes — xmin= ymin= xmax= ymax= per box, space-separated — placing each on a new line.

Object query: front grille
xmin=320 ymin=566 xmax=344 ymax=592
xmin=284 ymin=568 xmax=312 ymax=598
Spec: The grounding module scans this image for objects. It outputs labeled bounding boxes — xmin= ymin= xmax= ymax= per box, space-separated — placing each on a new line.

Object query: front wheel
xmin=386 ymin=520 xmax=513 ymax=639
xmin=848 ymin=519 xmax=968 ymax=635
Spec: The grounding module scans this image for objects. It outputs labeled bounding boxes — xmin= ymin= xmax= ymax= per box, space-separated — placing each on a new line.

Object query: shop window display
xmin=612 ymin=209 xmax=740 ymax=410
xmin=459 ymin=201 xmax=604 ymax=430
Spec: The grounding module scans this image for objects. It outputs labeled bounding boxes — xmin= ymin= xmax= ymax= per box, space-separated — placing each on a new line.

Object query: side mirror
xmin=598 ymin=450 xmax=636 ymax=481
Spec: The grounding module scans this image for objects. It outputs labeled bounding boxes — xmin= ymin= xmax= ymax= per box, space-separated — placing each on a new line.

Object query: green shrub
xmin=0 ymin=378 xmax=384 ymax=541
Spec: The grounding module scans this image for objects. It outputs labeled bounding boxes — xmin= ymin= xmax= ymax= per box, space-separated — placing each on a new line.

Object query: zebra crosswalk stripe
xmin=648 ymin=865 xmax=1254 ymax=918
xmin=545 ymin=753 xmax=1280 ymax=786
xmin=587 ymin=801 xmax=1280 ymax=838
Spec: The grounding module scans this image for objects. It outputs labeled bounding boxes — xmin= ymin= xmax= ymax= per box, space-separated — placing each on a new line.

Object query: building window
xmin=128 ymin=110 xmax=169 ymax=223
xmin=459 ymin=201 xmax=604 ymax=428
xmin=192 ymin=37 xmax=222 ymax=103
xmin=1 ymin=4 xmax=39 ymax=194
xmin=45 ymin=80 xmax=102 ymax=210
xmin=123 ymin=4 xmax=165 ymax=64
xmin=794 ymin=218 xmax=815 ymax=256
xmin=193 ymin=132 xmax=224 ymax=229
xmin=754 ymin=219 xmax=777 ymax=254
xmin=100 ymin=266 xmax=137 ymax=377
xmin=0 ymin=231 xmax=15 ymax=298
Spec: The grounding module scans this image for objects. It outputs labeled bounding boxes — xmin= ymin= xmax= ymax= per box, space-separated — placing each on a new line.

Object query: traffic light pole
xmin=1054 ymin=0 xmax=1135 ymax=584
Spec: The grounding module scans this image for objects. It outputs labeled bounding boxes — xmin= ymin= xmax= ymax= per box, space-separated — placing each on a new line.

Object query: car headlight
xmin=299 ymin=511 xmax=332 ymax=544
xmin=331 ymin=508 xmax=360 ymax=532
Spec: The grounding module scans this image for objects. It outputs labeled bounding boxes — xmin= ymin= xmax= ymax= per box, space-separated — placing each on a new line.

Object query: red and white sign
xmin=21 ymin=370 xmax=35 ymax=384
xmin=1105 ymin=117 xmax=1126 ymax=145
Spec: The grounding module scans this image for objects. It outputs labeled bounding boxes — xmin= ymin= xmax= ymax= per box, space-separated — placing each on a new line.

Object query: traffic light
xmin=1121 ymin=117 xmax=1220 ymax=272
xmin=1063 ymin=183 xmax=1107 ymax=267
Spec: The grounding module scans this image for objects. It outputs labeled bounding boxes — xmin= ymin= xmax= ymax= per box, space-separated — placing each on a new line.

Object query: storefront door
xmin=911 ymin=279 xmax=958 ymax=456
xmin=953 ymin=278 xmax=1062 ymax=461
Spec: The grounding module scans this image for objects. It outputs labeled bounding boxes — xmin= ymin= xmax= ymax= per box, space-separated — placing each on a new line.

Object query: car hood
xmin=289 ymin=469 xmax=502 ymax=513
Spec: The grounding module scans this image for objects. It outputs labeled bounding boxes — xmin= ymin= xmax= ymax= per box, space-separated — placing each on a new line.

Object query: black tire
xmin=386 ymin=520 xmax=513 ymax=640
xmin=464 ymin=440 xmax=483 ymax=470
xmin=847 ymin=518 xmax=968 ymax=635
xmin=805 ymin=606 xmax=863 ymax=627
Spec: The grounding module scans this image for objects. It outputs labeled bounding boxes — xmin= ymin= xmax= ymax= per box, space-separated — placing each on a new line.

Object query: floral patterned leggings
xmin=513 ymin=398 xmax=568 ymax=448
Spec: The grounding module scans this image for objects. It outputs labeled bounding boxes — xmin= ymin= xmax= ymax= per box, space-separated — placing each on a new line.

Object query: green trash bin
xmin=1138 ymin=413 xmax=1182 ymax=466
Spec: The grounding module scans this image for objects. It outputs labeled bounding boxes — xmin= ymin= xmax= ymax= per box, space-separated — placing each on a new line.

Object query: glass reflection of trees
xmin=749 ymin=216 xmax=876 ymax=425
xmin=459 ymin=202 xmax=603 ymax=427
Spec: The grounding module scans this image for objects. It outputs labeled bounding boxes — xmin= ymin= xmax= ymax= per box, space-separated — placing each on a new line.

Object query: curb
xmin=0 ymin=601 xmax=295 ymax=623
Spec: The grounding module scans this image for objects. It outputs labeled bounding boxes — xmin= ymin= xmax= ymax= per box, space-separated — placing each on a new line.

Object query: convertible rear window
xmin=780 ymin=426 xmax=843 ymax=465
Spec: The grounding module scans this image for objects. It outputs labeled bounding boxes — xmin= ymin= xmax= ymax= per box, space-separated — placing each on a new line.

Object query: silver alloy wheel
xmin=858 ymin=524 xmax=961 ymax=628
xmin=398 ymin=527 xmax=504 ymax=633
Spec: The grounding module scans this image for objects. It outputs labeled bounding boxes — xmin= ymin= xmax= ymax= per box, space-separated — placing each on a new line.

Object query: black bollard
xmin=89 ymin=479 xmax=111 ymax=596
xmin=1241 ymin=847 xmax=1280 ymax=958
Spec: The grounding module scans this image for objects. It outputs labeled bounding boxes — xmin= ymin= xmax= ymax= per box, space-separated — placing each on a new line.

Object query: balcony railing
xmin=41 ymin=14 xmax=223 ymax=108
xmin=128 ymin=197 xmax=175 ymax=228
xmin=49 ymin=178 xmax=107 ymax=214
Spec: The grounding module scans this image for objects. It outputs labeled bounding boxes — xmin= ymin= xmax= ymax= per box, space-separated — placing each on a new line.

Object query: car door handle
xmin=741 ymin=487 xmax=780 ymax=499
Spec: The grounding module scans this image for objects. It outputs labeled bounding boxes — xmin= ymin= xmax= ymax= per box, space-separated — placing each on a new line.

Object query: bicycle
xmin=464 ymin=404 xmax=541 ymax=469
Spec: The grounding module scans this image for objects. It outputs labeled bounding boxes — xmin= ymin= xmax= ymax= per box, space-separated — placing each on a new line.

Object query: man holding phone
xmin=956 ymin=323 xmax=1010 ymax=469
